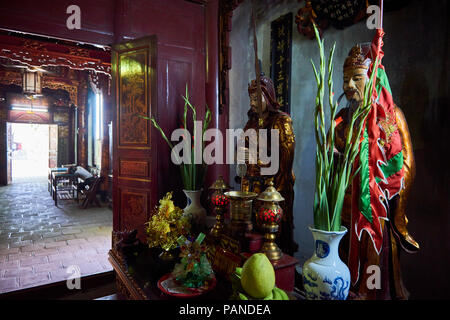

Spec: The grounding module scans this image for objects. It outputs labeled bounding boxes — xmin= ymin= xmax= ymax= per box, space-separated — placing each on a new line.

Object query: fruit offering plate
xmin=157 ymin=273 xmax=217 ymax=298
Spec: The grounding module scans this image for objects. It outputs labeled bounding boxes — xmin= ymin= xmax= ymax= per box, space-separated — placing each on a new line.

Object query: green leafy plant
xmin=141 ymin=84 xmax=211 ymax=191
xmin=311 ymin=24 xmax=379 ymax=231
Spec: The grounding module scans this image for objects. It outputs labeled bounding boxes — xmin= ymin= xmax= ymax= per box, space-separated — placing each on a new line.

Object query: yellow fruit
xmin=241 ymin=253 xmax=275 ymax=299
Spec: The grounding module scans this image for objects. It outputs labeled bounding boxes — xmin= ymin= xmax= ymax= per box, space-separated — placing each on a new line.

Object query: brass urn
xmin=224 ymin=190 xmax=258 ymax=238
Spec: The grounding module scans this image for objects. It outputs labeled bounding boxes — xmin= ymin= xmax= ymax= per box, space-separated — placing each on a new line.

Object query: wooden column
xmin=77 ymin=82 xmax=88 ymax=168
xmin=100 ymin=74 xmax=112 ymax=196
xmin=205 ymin=0 xmax=229 ymax=203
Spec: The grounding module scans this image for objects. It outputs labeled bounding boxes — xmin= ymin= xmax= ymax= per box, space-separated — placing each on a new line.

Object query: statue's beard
xmin=346 ymin=98 xmax=362 ymax=128
xmin=348 ymin=98 xmax=360 ymax=112
xmin=345 ymin=89 xmax=363 ymax=104
xmin=247 ymin=108 xmax=260 ymax=120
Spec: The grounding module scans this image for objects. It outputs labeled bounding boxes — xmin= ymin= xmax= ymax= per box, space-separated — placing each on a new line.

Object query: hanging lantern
xmin=22 ymin=70 xmax=42 ymax=95
xmin=257 ymin=181 xmax=284 ymax=261
xmin=209 ymin=175 xmax=230 ymax=238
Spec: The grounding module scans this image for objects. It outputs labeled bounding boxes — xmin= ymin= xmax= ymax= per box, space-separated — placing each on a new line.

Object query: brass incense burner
xmin=224 ymin=190 xmax=258 ymax=238
xmin=257 ymin=181 xmax=285 ymax=261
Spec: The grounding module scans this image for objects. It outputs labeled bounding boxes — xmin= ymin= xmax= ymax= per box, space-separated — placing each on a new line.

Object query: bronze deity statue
xmin=237 ymin=75 xmax=298 ymax=256
xmin=335 ymin=44 xmax=419 ymax=299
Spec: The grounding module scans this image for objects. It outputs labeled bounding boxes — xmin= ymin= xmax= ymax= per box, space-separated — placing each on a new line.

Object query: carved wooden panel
xmin=118 ymin=188 xmax=150 ymax=238
xmin=119 ymin=159 xmax=149 ymax=178
xmin=118 ymin=49 xmax=149 ymax=147
xmin=0 ymin=33 xmax=111 ymax=76
xmin=8 ymin=110 xmax=51 ymax=123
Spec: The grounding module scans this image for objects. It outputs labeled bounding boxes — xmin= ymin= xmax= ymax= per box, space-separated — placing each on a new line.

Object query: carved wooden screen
xmin=112 ymin=36 xmax=158 ymax=241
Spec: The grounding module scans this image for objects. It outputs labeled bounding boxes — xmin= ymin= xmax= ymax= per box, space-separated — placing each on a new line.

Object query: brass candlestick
xmin=224 ymin=190 xmax=258 ymax=238
xmin=209 ymin=175 xmax=230 ymax=239
xmin=257 ymin=181 xmax=284 ymax=261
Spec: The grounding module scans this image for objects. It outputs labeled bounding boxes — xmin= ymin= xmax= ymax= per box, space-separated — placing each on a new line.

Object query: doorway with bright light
xmin=9 ymin=122 xmax=54 ymax=181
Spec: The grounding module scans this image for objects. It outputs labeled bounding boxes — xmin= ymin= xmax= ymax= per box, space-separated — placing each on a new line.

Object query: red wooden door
xmin=112 ymin=36 xmax=158 ymax=242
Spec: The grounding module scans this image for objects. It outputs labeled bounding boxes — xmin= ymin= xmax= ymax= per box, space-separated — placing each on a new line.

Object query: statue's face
xmin=249 ymin=91 xmax=267 ymax=113
xmin=343 ymin=67 xmax=368 ymax=104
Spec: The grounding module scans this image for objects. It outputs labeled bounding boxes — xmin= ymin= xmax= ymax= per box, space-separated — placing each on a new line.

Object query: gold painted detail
xmin=378 ymin=113 xmax=398 ymax=148
xmin=120 ymin=160 xmax=149 ymax=177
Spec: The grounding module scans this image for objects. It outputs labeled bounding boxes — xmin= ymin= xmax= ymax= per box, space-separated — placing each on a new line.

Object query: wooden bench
xmin=79 ymin=176 xmax=103 ymax=209
xmin=52 ymin=171 xmax=78 ymax=206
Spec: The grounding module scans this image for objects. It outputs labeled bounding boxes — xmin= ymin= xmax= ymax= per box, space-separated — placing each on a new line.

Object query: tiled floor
xmin=0 ymin=177 xmax=113 ymax=294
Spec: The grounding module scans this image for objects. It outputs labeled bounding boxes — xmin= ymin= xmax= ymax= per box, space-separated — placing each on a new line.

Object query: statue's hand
xmin=333 ymin=147 xmax=343 ymax=160
xmin=237 ymin=147 xmax=257 ymax=164
xmin=236 ymin=146 xmax=248 ymax=163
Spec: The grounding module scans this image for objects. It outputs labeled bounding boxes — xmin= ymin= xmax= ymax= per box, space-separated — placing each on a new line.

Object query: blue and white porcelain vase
xmin=302 ymin=226 xmax=350 ymax=300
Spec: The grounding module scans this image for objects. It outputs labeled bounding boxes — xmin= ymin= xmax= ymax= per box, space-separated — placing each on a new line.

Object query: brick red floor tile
xmin=8 ymin=252 xmax=34 ymax=261
xmin=42 ymin=232 xmax=63 ymax=239
xmin=73 ymin=247 xmax=98 ymax=257
xmin=61 ymin=228 xmax=83 ymax=235
xmin=67 ymin=238 xmax=89 ymax=246
xmin=78 ymin=262 xmax=105 ymax=276
xmin=32 ymin=247 xmax=59 ymax=257
xmin=0 ymin=278 xmax=19 ymax=292
xmin=44 ymin=241 xmax=68 ymax=249
xmin=2 ymin=267 xmax=33 ymax=278
xmin=33 ymin=262 xmax=63 ymax=274
xmin=0 ymin=260 xmax=19 ymax=269
xmin=49 ymin=268 xmax=71 ymax=282
xmin=19 ymin=272 xmax=50 ymax=288
xmin=53 ymin=234 xmax=77 ymax=242
xmin=0 ymin=247 xmax=20 ymax=255
xmin=0 ymin=177 xmax=112 ymax=294
xmin=48 ymin=252 xmax=75 ymax=263
xmin=20 ymin=256 xmax=49 ymax=267
xmin=61 ymin=256 xmax=92 ymax=268
xmin=9 ymin=240 xmax=33 ymax=248
xmin=57 ymin=245 xmax=81 ymax=254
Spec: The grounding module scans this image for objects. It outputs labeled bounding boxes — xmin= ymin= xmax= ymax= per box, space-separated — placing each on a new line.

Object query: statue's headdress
xmin=248 ymin=75 xmax=280 ymax=111
xmin=343 ymin=43 xmax=372 ymax=72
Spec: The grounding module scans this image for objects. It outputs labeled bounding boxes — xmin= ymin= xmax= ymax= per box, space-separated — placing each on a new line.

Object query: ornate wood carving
xmin=0 ymin=33 xmax=111 ymax=76
xmin=219 ymin=0 xmax=244 ymax=115
xmin=109 ymin=249 xmax=147 ymax=300
xmin=0 ymin=71 xmax=21 ymax=87
xmin=120 ymin=190 xmax=148 ymax=230
xmin=43 ymin=82 xmax=78 ymax=106
xmin=0 ymin=69 xmax=80 ymax=106
xmin=120 ymin=160 xmax=149 ymax=178
xmin=8 ymin=110 xmax=50 ymax=123
xmin=109 ymin=231 xmax=147 ymax=300
xmin=117 ymin=49 xmax=149 ymax=147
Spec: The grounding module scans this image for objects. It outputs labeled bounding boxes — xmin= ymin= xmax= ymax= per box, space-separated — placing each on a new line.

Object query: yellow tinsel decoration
xmin=145 ymin=192 xmax=190 ymax=252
